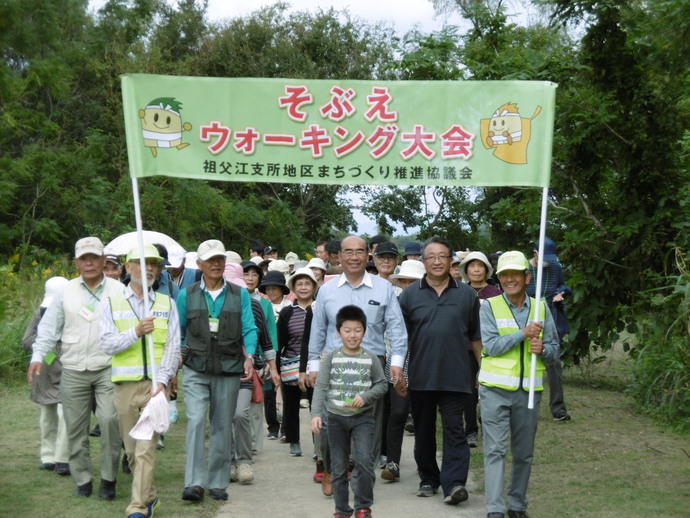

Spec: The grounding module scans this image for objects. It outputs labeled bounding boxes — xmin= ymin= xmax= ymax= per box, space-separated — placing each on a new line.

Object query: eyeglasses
xmin=341 ymin=249 xmax=367 ymax=258
xmin=423 ymin=255 xmax=451 ymax=263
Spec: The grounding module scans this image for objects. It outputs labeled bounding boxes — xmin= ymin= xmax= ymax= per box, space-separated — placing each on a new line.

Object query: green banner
xmin=122 ymin=74 xmax=556 ymax=188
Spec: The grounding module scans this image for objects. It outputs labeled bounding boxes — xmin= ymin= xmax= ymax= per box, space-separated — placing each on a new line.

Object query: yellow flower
xmin=9 ymin=253 xmax=20 ymax=263
xmin=44 ymin=269 xmax=52 ymax=275
xmin=32 ymin=261 xmax=38 ymax=266
xmin=8 ymin=272 xmax=14 ymax=277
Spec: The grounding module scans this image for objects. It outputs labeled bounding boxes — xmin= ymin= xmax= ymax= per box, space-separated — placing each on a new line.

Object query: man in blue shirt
xmin=177 ymin=240 xmax=258 ymax=503
xmin=308 ymin=235 xmax=408 ymax=494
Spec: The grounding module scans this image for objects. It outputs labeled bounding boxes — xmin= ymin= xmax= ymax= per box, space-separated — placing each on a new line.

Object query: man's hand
xmin=27 ymin=361 xmax=42 ymax=385
xmin=136 ymin=316 xmax=156 ymax=337
xmin=529 ymin=337 xmax=545 ymax=355
xmin=553 ymin=292 xmax=565 ymax=303
xmin=522 ymin=321 xmax=544 ymax=340
xmin=151 ymin=382 xmax=167 ymax=398
xmin=241 ymin=357 xmax=254 ymax=382
xmin=310 ymin=416 xmax=322 ymax=435
xmin=169 ymin=375 xmax=178 ymax=398
xmin=298 ymin=373 xmax=310 ymax=392
xmin=390 ymin=365 xmax=406 ymax=396
xmin=308 ymin=370 xmax=319 ymax=387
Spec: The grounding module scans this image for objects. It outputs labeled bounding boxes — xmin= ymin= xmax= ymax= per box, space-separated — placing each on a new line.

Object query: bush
xmin=0 ymin=256 xmax=75 ymax=384
xmin=626 ymin=248 xmax=690 ymax=432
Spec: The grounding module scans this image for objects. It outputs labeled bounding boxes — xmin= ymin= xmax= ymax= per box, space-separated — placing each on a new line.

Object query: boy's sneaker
xmin=381 ymin=461 xmax=400 ymax=481
xmin=313 ymin=460 xmax=325 ymax=483
xmin=444 ymin=485 xmax=468 ymax=505
xmin=417 ymin=484 xmax=438 ymax=497
xmin=355 ymin=508 xmax=372 ymax=518
xmin=238 ymin=463 xmax=254 ymax=484
xmin=467 ymin=432 xmax=478 ymax=448
xmin=289 ymin=443 xmax=302 ymax=457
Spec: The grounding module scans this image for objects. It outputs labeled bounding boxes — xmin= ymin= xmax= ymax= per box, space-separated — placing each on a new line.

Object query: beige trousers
xmin=115 ymin=381 xmax=161 ymax=516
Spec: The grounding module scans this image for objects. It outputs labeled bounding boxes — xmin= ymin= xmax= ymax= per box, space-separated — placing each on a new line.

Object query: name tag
xmin=209 ymin=318 xmax=220 ymax=333
xmin=151 ymin=310 xmax=170 ymax=319
xmin=79 ymin=305 xmax=96 ymax=322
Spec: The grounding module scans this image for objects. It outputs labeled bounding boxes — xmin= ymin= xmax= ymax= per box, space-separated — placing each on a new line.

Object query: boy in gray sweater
xmin=311 ymin=305 xmax=387 ymax=518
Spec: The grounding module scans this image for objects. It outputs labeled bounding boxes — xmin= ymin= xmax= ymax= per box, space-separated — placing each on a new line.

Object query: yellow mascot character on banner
xmin=480 ymin=103 xmax=541 ymax=165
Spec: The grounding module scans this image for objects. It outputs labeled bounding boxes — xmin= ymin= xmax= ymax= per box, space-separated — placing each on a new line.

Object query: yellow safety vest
xmin=109 ymin=291 xmax=170 ymax=382
xmin=478 ymin=295 xmax=546 ymax=391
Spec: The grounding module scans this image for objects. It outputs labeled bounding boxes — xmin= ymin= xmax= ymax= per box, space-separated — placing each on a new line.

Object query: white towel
xmin=129 ymin=391 xmax=170 ymax=441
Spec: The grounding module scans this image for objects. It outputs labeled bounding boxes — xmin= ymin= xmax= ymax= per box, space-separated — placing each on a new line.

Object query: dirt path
xmin=216 ymin=406 xmax=486 ymax=518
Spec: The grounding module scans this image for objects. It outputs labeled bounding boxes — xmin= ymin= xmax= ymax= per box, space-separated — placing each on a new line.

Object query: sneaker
xmin=230 ymin=464 xmax=239 ymax=482
xmin=156 ymin=438 xmax=164 ymax=450
xmin=146 ymin=496 xmax=160 ymax=517
xmin=300 ymin=398 xmax=309 ymax=408
xmin=378 ymin=455 xmax=387 ymax=469
xmin=279 ymin=434 xmax=287 ymax=443
xmin=467 ymin=432 xmax=478 ymax=448
xmin=313 ymin=460 xmax=325 ymax=483
xmin=381 ymin=461 xmax=400 ymax=481
xmin=181 ymin=485 xmax=204 ymax=502
xmin=404 ymin=415 xmax=415 ymax=433
xmin=55 ymin=462 xmax=71 ymax=476
xmin=267 ymin=432 xmax=279 ymax=440
xmin=355 ymin=508 xmax=372 ymax=518
xmin=209 ymin=488 xmax=228 ymax=501
xmin=322 ymin=472 xmax=333 ymax=496
xmin=553 ymin=414 xmax=571 ymax=422
xmin=169 ymin=411 xmax=179 ymax=424
xmin=444 ymin=485 xmax=468 ymax=505
xmin=289 ymin=443 xmax=302 ymax=457
xmin=238 ymin=463 xmax=254 ymax=485
xmin=417 ymin=484 xmax=438 ymax=497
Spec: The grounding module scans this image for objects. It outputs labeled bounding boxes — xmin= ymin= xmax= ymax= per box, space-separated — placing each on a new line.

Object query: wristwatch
xmin=246 ymin=353 xmax=254 ymax=360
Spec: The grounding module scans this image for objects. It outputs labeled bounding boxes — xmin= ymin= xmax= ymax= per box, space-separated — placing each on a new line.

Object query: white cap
xmin=389 ymin=260 xmax=426 ymax=282
xmin=225 ymin=251 xmax=243 ymax=264
xmin=197 ymin=240 xmax=226 ymax=261
xmin=167 ymin=245 xmax=186 ymax=268
xmin=74 ymin=237 xmax=104 ymax=258
xmin=41 ymin=276 xmax=69 ymax=308
xmin=306 ymin=257 xmax=327 ymax=271
xmin=287 ymin=267 xmax=318 ymax=292
xmin=284 ymin=251 xmax=299 ymax=264
xmin=268 ymin=259 xmax=290 ymax=275
xmin=250 ymin=255 xmax=264 ymax=266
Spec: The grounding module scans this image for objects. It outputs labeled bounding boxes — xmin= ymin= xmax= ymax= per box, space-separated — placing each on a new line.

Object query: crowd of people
xmin=24 ymin=233 xmax=573 ymax=518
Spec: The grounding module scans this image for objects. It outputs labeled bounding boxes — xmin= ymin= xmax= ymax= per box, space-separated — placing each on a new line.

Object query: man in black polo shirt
xmin=398 ymin=236 xmax=482 ymax=506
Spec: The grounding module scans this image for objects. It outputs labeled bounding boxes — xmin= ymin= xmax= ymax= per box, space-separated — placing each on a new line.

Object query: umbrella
xmin=104 ymin=230 xmax=181 ymax=256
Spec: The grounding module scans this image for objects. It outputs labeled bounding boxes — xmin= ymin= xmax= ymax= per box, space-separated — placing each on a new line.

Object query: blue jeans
xmin=409 ymin=390 xmax=470 ymax=497
xmin=327 ymin=410 xmax=376 ymax=516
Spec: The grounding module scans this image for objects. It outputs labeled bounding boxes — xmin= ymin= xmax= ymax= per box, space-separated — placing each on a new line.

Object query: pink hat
xmin=223 ymin=262 xmax=247 ymax=289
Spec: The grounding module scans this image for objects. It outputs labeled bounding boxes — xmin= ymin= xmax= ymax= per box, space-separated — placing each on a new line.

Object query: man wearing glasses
xmin=398 ymin=237 xmax=482 ymax=506
xmin=307 ymin=235 xmax=408 ymax=495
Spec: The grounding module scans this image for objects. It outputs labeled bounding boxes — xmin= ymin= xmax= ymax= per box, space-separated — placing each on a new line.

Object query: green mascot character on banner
xmin=139 ymin=97 xmax=192 ymax=158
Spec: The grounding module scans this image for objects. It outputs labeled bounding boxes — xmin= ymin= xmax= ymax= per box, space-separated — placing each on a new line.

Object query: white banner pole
xmin=131 ymin=176 xmax=157 ymax=391
xmin=528 ymin=186 xmax=549 ymax=409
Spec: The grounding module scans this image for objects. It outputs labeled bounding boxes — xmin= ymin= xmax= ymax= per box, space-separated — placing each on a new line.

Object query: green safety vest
xmin=109 ymin=291 xmax=170 ymax=383
xmin=478 ymin=295 xmax=546 ymax=391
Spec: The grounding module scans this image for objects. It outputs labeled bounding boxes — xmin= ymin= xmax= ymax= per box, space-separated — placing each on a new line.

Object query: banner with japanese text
xmin=122 ymin=74 xmax=557 ymax=188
